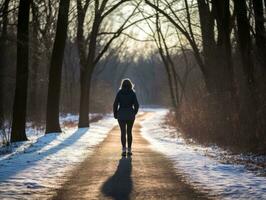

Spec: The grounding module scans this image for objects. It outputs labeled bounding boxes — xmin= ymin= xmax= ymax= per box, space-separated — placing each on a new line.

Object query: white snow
xmin=0 ymin=115 xmax=116 ymax=200
xmin=1 ymin=109 xmax=265 ymax=199
xmin=140 ymin=109 xmax=266 ymax=200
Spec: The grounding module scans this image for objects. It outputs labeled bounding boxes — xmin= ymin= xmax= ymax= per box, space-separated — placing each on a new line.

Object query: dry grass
xmin=165 ymin=93 xmax=266 ymax=154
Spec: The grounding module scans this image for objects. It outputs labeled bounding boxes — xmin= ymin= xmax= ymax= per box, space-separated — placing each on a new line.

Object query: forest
xmin=1 ymin=0 xmax=266 ymax=199
xmin=0 ymin=0 xmax=265 ymax=153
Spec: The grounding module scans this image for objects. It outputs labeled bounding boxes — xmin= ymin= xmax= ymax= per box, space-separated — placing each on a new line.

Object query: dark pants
xmin=118 ymin=120 xmax=135 ymax=148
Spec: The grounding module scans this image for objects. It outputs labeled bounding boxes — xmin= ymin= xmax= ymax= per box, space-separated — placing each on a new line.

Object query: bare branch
xmin=94 ymin=1 xmax=142 ymax=65
xmin=101 ymin=0 xmax=130 ymax=20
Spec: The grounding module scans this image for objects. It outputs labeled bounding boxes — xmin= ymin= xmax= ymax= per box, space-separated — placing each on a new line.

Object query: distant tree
xmin=76 ymin=0 xmax=138 ymax=127
xmin=28 ymin=0 xmax=59 ymax=122
xmin=154 ymin=14 xmax=180 ymax=110
xmin=145 ymin=12 xmax=188 ymax=117
xmin=45 ymin=0 xmax=71 ymax=133
xmin=11 ymin=0 xmax=31 ymax=142
xmin=28 ymin=1 xmax=41 ymax=120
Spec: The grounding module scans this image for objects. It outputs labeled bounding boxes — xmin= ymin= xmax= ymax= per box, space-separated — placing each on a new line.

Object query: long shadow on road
xmin=101 ymin=157 xmax=133 ymax=200
xmin=0 ymin=128 xmax=89 ymax=181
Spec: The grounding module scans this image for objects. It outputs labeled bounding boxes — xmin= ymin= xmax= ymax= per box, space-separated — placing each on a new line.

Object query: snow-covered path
xmin=140 ymin=109 xmax=266 ymax=200
xmin=0 ymin=116 xmax=116 ymax=200
xmin=0 ymin=110 xmax=265 ymax=199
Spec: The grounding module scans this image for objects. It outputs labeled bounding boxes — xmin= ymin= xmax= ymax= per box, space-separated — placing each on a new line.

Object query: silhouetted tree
xmin=252 ymin=0 xmax=266 ymax=147
xmin=11 ymin=0 xmax=31 ymax=142
xmin=212 ymin=0 xmax=235 ymax=94
xmin=234 ymin=0 xmax=258 ymax=141
xmin=0 ymin=0 xmax=10 ymax=130
xmin=253 ymin=0 xmax=266 ymax=66
xmin=45 ymin=0 xmax=70 ymax=133
xmin=196 ymin=0 xmax=216 ymax=92
xmin=77 ymin=0 xmax=138 ymax=127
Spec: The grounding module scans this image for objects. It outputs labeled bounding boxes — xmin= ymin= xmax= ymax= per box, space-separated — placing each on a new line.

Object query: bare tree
xmin=0 ymin=0 xmax=10 ymax=131
xmin=234 ymin=0 xmax=258 ymax=141
xmin=76 ymin=0 xmax=139 ymax=127
xmin=45 ymin=0 xmax=71 ymax=133
xmin=11 ymin=0 xmax=31 ymax=142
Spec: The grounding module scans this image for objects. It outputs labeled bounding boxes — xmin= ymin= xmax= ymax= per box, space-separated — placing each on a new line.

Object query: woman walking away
xmin=113 ymin=78 xmax=139 ymax=157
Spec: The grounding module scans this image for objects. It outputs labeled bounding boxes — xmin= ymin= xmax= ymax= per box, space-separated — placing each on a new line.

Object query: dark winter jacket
xmin=113 ymin=89 xmax=139 ymax=120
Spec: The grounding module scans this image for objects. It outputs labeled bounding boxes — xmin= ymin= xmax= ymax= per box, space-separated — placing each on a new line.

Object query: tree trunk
xmin=11 ymin=0 xmax=30 ymax=142
xmin=197 ymin=0 xmax=238 ymax=142
xmin=234 ymin=0 xmax=256 ymax=90
xmin=212 ymin=0 xmax=235 ymax=94
xmin=0 ymin=0 xmax=10 ymax=130
xmin=28 ymin=1 xmax=40 ymax=120
xmin=78 ymin=68 xmax=92 ymax=127
xmin=234 ymin=0 xmax=258 ymax=142
xmin=45 ymin=0 xmax=70 ymax=133
xmin=197 ymin=0 xmax=219 ymax=93
xmin=252 ymin=0 xmax=266 ymax=51
xmin=253 ymin=0 xmax=266 ymax=147
xmin=76 ymin=11 xmax=90 ymax=127
xmin=158 ymin=48 xmax=177 ymax=109
xmin=78 ymin=15 xmax=100 ymax=127
xmin=0 ymin=39 xmax=4 ymax=130
xmin=253 ymin=0 xmax=266 ymax=65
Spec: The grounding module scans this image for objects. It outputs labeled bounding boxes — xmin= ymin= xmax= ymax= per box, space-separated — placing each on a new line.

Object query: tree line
xmin=0 ymin=0 xmax=144 ymax=142
xmin=0 ymin=0 xmax=265 ymax=152
xmin=144 ymin=0 xmax=266 ymax=151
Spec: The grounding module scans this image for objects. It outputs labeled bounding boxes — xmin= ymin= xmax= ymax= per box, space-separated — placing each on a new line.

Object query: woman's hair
xmin=120 ymin=78 xmax=134 ymax=90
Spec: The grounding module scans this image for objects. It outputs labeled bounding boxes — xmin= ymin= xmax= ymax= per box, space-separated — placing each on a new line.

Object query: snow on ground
xmin=1 ymin=109 xmax=265 ymax=199
xmin=140 ymin=109 xmax=266 ymax=200
xmin=0 ymin=113 xmax=102 ymax=147
xmin=0 ymin=115 xmax=116 ymax=200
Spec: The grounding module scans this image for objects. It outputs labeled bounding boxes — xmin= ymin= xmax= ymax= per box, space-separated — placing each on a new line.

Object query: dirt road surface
xmin=53 ymin=113 xmax=207 ymax=200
